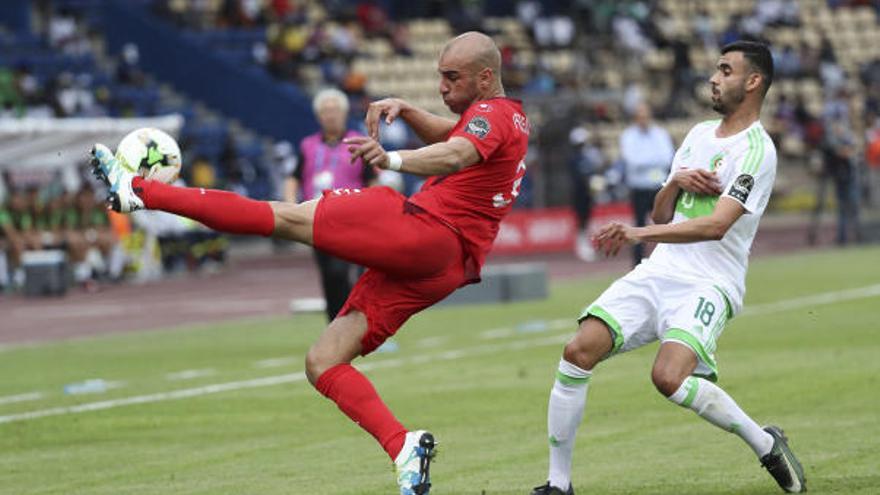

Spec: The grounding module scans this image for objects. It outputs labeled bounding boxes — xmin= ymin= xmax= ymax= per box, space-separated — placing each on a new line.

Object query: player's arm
xmin=652 ymin=168 xmax=724 ymax=224
xmin=365 ymin=98 xmax=457 ymax=145
xmin=345 ymin=136 xmax=480 ymax=177
xmin=595 ymin=198 xmax=744 ymax=256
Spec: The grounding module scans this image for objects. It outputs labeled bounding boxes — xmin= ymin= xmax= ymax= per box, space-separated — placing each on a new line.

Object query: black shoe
xmin=760 ymin=425 xmax=807 ymax=493
xmin=530 ymin=481 xmax=574 ymax=495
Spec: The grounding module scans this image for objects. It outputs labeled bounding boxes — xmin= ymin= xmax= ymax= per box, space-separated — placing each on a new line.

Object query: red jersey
xmin=408 ymin=97 xmax=529 ymax=280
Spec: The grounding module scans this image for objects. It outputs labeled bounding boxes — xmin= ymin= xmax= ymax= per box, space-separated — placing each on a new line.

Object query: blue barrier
xmin=102 ymin=0 xmax=316 ymax=144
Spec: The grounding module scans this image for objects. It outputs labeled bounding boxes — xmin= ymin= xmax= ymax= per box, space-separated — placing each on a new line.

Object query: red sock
xmin=315 ymin=364 xmax=407 ymax=460
xmin=133 ymin=177 xmax=274 ymax=236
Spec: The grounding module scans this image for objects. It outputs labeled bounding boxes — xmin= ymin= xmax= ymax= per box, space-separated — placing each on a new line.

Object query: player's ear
xmin=478 ymin=67 xmax=493 ymax=87
xmin=745 ymin=72 xmax=762 ymax=94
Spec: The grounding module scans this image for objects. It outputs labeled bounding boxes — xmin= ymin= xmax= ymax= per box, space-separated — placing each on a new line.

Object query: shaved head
xmin=437 ymin=31 xmax=505 ymax=114
xmin=442 ymin=31 xmax=501 ymax=78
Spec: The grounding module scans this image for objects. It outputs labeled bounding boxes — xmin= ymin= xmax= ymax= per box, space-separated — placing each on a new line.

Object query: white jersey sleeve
xmin=722 ymin=127 xmax=776 ymax=215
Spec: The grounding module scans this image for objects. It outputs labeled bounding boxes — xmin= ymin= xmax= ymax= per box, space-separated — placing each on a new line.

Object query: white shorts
xmin=579 ymin=265 xmax=732 ymax=380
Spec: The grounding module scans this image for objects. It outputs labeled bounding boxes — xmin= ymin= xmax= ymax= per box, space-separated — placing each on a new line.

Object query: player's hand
xmin=673 ymin=167 xmax=723 ymax=195
xmin=365 ymin=98 xmax=407 ymax=140
xmin=592 ymin=222 xmax=639 ymax=257
xmin=344 ymin=136 xmax=390 ymax=168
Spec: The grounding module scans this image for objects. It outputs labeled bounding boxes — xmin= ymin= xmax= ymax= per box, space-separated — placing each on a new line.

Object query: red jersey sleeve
xmin=448 ymin=102 xmax=509 ymax=162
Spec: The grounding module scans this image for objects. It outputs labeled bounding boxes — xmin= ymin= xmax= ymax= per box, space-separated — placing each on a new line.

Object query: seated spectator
xmin=774 ymin=44 xmax=803 ymax=79
xmin=116 ymin=43 xmax=147 ymax=86
xmin=0 ymin=188 xmax=33 ymax=288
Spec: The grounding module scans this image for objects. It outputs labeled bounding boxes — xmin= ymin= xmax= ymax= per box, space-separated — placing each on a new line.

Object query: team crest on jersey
xmin=466 ymin=116 xmax=491 ymax=139
xmin=710 ymin=152 xmax=724 ymax=171
xmin=728 ymin=174 xmax=754 ymax=202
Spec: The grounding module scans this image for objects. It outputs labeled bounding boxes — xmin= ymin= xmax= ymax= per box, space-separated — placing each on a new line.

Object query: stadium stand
xmin=2 ymin=0 xmax=879 ymax=294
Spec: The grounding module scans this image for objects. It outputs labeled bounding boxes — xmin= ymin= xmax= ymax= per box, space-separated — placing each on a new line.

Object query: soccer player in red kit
xmin=90 ymin=32 xmax=528 ymax=495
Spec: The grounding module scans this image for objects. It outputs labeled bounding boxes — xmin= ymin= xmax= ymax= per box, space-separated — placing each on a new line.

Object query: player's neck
xmin=478 ymin=83 xmax=505 ymax=101
xmin=717 ymin=105 xmax=761 ymax=138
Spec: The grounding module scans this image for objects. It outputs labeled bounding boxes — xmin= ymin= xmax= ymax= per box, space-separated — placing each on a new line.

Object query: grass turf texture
xmin=1 ymin=246 xmax=879 ymax=494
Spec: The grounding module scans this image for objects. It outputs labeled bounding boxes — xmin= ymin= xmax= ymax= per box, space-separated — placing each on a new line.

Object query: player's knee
xmin=562 ymin=318 xmax=612 ymax=370
xmin=270 ymin=201 xmax=314 ymax=243
xmin=562 ymin=339 xmax=600 ymax=371
xmin=651 ymin=365 xmax=686 ymax=397
xmin=304 ymin=347 xmax=329 ymax=386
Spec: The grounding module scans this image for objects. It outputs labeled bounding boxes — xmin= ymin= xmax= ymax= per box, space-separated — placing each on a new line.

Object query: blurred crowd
xmin=3 ymin=0 xmax=880 ymax=293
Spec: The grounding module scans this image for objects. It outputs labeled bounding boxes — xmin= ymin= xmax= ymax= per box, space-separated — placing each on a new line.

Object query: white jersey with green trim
xmin=640 ymin=119 xmax=777 ymax=315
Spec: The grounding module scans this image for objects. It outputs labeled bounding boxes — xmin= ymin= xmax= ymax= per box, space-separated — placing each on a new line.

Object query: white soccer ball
xmin=115 ymin=127 xmax=182 ymax=184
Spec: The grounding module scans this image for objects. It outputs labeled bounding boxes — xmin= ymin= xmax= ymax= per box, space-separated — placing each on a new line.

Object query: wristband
xmin=387 ymin=151 xmax=403 ymax=171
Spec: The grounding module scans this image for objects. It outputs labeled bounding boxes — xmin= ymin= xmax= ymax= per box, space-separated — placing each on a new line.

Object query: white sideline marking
xmin=740 ymin=283 xmax=880 ymax=317
xmin=253 ymin=357 xmax=297 ymax=369
xmin=0 ymin=392 xmax=43 ymax=405
xmin=2 ymin=283 xmax=879 ymax=425
xmin=165 ymin=369 xmax=216 ymax=381
xmin=0 ymin=334 xmax=569 ymax=425
xmin=416 ymin=336 xmax=447 ymax=348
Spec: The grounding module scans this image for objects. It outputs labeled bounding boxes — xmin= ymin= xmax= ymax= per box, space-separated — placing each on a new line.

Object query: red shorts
xmin=313 ymin=186 xmax=468 ymax=354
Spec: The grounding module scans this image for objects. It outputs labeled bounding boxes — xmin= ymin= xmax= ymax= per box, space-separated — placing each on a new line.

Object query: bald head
xmin=442 ymin=31 xmax=501 ymax=78
xmin=437 ymin=31 xmax=505 ymax=114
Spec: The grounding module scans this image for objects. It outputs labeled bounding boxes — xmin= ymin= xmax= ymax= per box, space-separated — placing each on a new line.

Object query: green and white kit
xmin=582 ymin=119 xmax=777 ymax=379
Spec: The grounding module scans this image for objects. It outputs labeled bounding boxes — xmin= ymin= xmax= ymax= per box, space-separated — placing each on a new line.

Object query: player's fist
xmin=365 ymin=98 xmax=408 ymax=140
xmin=592 ymin=222 xmax=638 ymax=257
xmin=673 ymin=167 xmax=723 ymax=195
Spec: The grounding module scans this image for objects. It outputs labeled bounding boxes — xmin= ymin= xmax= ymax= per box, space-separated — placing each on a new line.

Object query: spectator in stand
xmin=0 ymin=187 xmax=33 ymax=288
xmin=116 ymin=43 xmax=147 ymax=87
xmin=692 ymin=6 xmax=716 ymax=51
xmin=808 ymin=118 xmax=862 ymax=245
xmin=774 ymin=44 xmax=802 ymax=79
xmin=69 ymin=185 xmax=125 ymax=284
xmin=719 ymin=15 xmax=744 ymax=47
xmin=285 ymin=88 xmax=377 ymax=321
xmin=794 ymin=96 xmax=825 ymax=150
xmin=619 ymin=102 xmax=674 ymax=266
xmin=798 ymin=40 xmax=821 ymax=79
xmin=390 ymin=23 xmax=413 ymax=57
xmin=356 ymin=1 xmax=390 ymax=38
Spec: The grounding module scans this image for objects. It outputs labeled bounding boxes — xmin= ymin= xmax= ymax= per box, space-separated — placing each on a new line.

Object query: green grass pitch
xmin=2 ymin=246 xmax=879 ymax=494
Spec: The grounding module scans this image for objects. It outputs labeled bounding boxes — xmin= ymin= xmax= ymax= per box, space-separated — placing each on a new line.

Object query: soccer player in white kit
xmin=530 ymin=42 xmax=807 ymax=495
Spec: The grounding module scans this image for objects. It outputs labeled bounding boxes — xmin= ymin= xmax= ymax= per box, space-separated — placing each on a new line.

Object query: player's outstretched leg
xmin=90 ymin=143 xmax=299 ymax=240
xmin=760 ymin=426 xmax=807 ymax=493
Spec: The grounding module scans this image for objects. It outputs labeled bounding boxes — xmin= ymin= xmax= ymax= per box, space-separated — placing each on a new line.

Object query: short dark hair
xmin=721 ymin=40 xmax=774 ymax=95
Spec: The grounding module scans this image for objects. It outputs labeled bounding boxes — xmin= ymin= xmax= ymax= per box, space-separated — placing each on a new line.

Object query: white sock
xmin=547 ymin=359 xmax=591 ymax=490
xmin=668 ymin=376 xmax=774 ymax=457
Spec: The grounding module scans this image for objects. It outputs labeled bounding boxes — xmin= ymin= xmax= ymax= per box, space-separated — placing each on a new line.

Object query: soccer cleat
xmin=90 ymin=143 xmax=144 ymax=213
xmin=530 ymin=482 xmax=574 ymax=495
xmin=394 ymin=430 xmax=436 ymax=495
xmin=760 ymin=425 xmax=807 ymax=493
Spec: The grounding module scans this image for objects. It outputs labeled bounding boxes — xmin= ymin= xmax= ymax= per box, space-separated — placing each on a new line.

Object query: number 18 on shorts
xmin=579 ymin=266 xmax=732 ymax=381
